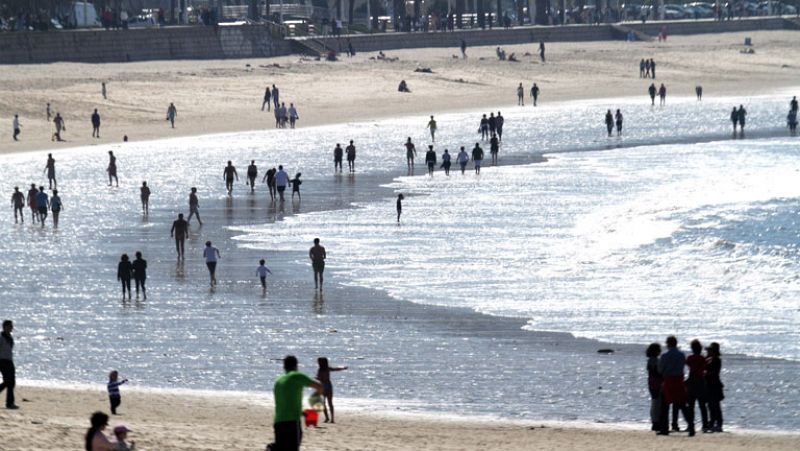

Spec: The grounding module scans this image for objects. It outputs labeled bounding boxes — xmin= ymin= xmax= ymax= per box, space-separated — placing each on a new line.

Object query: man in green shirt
xmin=271 ymin=355 xmax=322 ymax=451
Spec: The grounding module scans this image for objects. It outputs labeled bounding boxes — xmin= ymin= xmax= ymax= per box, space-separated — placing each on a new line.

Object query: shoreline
xmin=2 ymin=385 xmax=798 ymax=450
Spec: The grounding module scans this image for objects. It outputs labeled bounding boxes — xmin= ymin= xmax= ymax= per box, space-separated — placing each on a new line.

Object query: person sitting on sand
xmin=508 ymin=53 xmax=518 ymax=62
xmin=398 ymin=80 xmax=411 ymax=93
xmin=496 ymin=47 xmax=506 ymax=60
xmin=113 ymin=425 xmax=135 ymax=451
xmin=85 ymin=411 xmax=116 ymax=451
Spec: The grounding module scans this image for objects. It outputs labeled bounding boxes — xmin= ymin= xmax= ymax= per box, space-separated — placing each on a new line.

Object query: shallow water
xmin=1 ymin=93 xmax=799 ymax=429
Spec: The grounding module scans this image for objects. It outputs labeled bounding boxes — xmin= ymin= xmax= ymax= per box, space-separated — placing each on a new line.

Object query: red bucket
xmin=303 ymin=409 xmax=319 ymax=427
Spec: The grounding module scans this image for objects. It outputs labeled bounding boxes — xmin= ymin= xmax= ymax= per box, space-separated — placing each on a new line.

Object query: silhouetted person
xmin=0 ymin=320 xmax=18 ymax=409
xmin=132 ymin=251 xmax=147 ymax=299
xmin=140 ymin=182 xmax=151 ymax=214
xmin=657 ymin=336 xmax=695 ymax=436
xmin=92 ymin=109 xmax=101 ymax=138
xmin=44 ymin=154 xmax=57 ymax=189
xmin=188 ymin=187 xmax=202 ymax=225
xmin=117 ymin=254 xmax=133 ymax=299
xmin=247 ymin=161 xmax=258 ymax=192
xmin=309 ymin=238 xmax=326 ymax=290
xmin=107 ymin=151 xmax=118 ymax=186
xmin=223 ymin=161 xmax=239 ymax=195
xmin=171 ymin=213 xmax=188 ymax=259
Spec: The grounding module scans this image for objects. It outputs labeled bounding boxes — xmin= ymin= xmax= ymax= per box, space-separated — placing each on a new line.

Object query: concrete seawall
xmin=0 ymin=17 xmax=796 ymax=65
xmin=0 ymin=25 xmax=291 ymax=64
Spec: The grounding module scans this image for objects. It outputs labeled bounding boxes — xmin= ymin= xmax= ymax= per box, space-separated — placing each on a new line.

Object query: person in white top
xmin=456 ymin=147 xmax=469 ymax=175
xmin=203 ymin=241 xmax=221 ymax=287
xmin=274 ymin=166 xmax=290 ymax=201
xmin=288 ymin=104 xmax=299 ymax=129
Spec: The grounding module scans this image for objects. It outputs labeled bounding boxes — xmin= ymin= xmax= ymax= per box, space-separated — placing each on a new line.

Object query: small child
xmin=107 ymin=371 xmax=129 ymax=415
xmin=290 ymin=173 xmax=302 ymax=201
xmin=256 ymin=259 xmax=272 ymax=290
xmin=113 ymin=425 xmax=136 ymax=450
xmin=317 ymin=357 xmax=348 ymax=423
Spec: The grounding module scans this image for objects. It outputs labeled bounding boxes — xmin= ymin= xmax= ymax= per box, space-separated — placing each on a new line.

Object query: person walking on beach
xmin=490 ymin=133 xmax=499 ymax=165
xmin=290 ymin=173 xmax=303 ymax=201
xmin=605 ymin=110 xmax=614 ymax=137
xmin=730 ymin=106 xmax=739 ymax=135
xmin=102 ymin=82 xmax=107 ymax=100
xmin=737 ymin=105 xmax=747 ymax=137
xmin=650 ymin=59 xmax=656 ymax=78
xmin=35 ymin=186 xmax=49 ymax=228
xmin=425 ymin=145 xmax=437 ymax=176
xmin=0 ymin=320 xmax=18 ymax=409
xmin=50 ymin=189 xmax=62 ymax=228
xmin=317 ymin=357 xmax=348 ymax=424
xmin=615 ymin=109 xmax=624 ymax=136
xmin=44 ymin=153 xmax=57 ymax=189
xmin=460 ymin=39 xmax=467 ymax=58
xmin=789 ymin=109 xmax=799 ymax=135
xmin=696 ymin=85 xmax=703 ymax=101
xmin=686 ymin=339 xmax=709 ymax=433
xmin=188 ymin=187 xmax=202 ymax=225
xmin=85 ymin=412 xmax=115 ymax=450
xmin=333 ymin=143 xmax=344 ymax=173
xmin=132 ymin=251 xmax=147 ymax=299
xmin=269 ymin=356 xmax=323 ymax=451
xmin=53 ymin=112 xmax=65 ymax=141
xmin=263 ymin=167 xmax=277 ymax=200
xmin=488 ymin=113 xmax=497 ymax=137
xmin=309 ymin=238 xmax=326 ymax=290
xmin=288 ymin=103 xmax=299 ymax=129
xmin=396 ymin=193 xmax=404 ymax=222
xmin=203 ymin=241 xmax=221 ymax=287
xmin=479 ymin=114 xmax=489 ymax=140
xmin=11 ymin=187 xmax=25 ymax=223
xmin=405 ymin=138 xmax=417 ymax=170
xmin=275 ymin=166 xmax=290 ymax=202
xmin=472 ymin=143 xmax=484 ymax=174
xmin=272 ymin=85 xmax=280 ymax=110
xmin=648 ymin=83 xmax=657 ymax=106
xmin=12 ymin=114 xmax=21 ymax=141
xmin=107 ymin=151 xmax=118 ymax=187
xmin=538 ymin=41 xmax=545 ymax=63
xmin=346 ymin=140 xmax=356 ymax=173
xmin=531 ymin=83 xmax=540 ymax=107
xmin=223 ymin=161 xmax=239 ymax=195
xmin=646 ymin=343 xmax=663 ymax=431
xmin=262 ymin=86 xmax=272 ymax=112
xmin=496 ymin=111 xmax=505 ymax=141
xmin=457 ymin=146 xmax=469 ymax=174
xmin=47 ymin=102 xmax=52 ymax=122
xmin=117 ymin=254 xmax=133 ymax=299
xmin=640 ymin=58 xmax=646 ymax=78
xmin=791 ymin=96 xmax=799 ymax=114
xmin=441 ymin=149 xmax=452 ymax=175
xmin=171 ymin=213 xmax=189 ymax=259
xmin=92 ymin=109 xmax=101 ymax=138
xmin=107 ymin=370 xmax=128 ymax=415
xmin=166 ymin=103 xmax=177 ymax=128
xmin=705 ymin=342 xmax=724 ymax=433
xmin=27 ymin=184 xmax=39 ymax=224
xmin=427 ymin=115 xmax=437 ymax=142
xmin=658 ymin=84 xmax=667 ymax=106
xmin=645 ymin=59 xmax=651 ymax=78
xmin=517 ymin=83 xmax=524 ymax=106
xmin=140 ymin=182 xmax=151 ymax=215
xmin=257 ymin=259 xmax=272 ymax=291
xmin=657 ymin=336 xmax=695 ymax=436
xmin=247 ymin=161 xmax=258 ymax=192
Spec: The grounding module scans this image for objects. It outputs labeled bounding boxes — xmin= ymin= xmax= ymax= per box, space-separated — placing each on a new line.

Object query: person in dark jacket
xmin=117 ymin=254 xmax=133 ymax=300
xmin=132 ymin=251 xmax=147 ymax=300
xmin=657 ymin=336 xmax=695 ymax=436
xmin=705 ymin=342 xmax=725 ymax=432
xmin=646 ymin=343 xmax=662 ymax=431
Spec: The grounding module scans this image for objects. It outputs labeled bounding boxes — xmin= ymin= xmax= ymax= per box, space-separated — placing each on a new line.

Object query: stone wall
xmin=0 ymin=25 xmax=292 ymax=64
xmin=0 ymin=17 xmax=795 ymax=65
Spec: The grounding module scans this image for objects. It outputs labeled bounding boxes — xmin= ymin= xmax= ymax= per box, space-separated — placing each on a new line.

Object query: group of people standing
xmin=647 ymin=336 xmax=724 ymax=436
xmin=478 ymin=111 xmax=505 ymax=142
xmin=262 ymin=84 xmax=300 ymax=129
xmin=639 ymin=58 xmax=658 ymax=78
xmin=10 ymin=153 xmax=63 ymax=227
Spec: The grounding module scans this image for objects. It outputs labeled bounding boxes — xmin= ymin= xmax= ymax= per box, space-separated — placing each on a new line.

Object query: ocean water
xmin=1 ymin=93 xmax=799 ymax=429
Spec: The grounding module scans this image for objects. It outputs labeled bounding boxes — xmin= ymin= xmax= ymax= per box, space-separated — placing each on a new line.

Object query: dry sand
xmin=1 ymin=30 xmax=799 ymax=155
xmin=0 ymin=385 xmax=797 ymax=450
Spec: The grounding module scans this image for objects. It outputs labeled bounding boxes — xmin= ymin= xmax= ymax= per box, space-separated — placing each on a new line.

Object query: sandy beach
xmin=1 ymin=29 xmax=799 ymax=154
xmin=0 ymin=384 xmax=794 ymax=450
